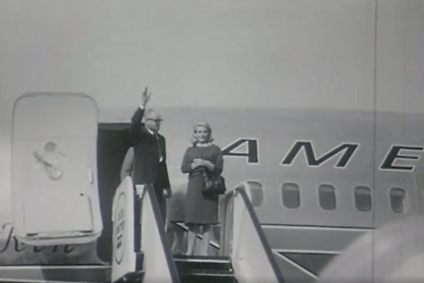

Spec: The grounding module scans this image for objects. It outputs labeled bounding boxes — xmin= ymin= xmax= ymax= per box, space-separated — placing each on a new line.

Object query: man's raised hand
xmin=141 ymin=87 xmax=152 ymax=106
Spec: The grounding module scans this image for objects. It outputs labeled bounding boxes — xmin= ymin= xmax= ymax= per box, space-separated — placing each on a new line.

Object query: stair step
xmin=178 ymin=269 xmax=234 ymax=275
xmin=175 ymin=255 xmax=237 ymax=283
xmin=174 ymin=255 xmax=233 ymax=273
xmin=174 ymin=255 xmax=231 ymax=262
xmin=179 ymin=273 xmax=237 ymax=283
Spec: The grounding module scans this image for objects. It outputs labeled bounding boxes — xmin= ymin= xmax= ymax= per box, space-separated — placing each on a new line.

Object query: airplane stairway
xmin=111 ymin=180 xmax=286 ymax=283
xmin=170 ymin=181 xmax=285 ymax=283
xmin=174 ymin=255 xmax=237 ymax=283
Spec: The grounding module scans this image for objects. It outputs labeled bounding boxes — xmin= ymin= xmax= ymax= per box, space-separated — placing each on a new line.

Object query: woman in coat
xmin=181 ymin=122 xmax=224 ymax=256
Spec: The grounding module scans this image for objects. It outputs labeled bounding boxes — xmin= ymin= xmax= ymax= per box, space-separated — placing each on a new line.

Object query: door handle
xmin=33 ymin=151 xmax=63 ymax=181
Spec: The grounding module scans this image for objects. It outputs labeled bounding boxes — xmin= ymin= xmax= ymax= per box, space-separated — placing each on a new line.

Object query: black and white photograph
xmin=0 ymin=0 xmax=424 ymax=282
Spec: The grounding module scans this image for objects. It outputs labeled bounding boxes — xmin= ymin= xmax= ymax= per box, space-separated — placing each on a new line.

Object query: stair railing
xmin=111 ymin=178 xmax=181 ymax=283
xmin=219 ymin=181 xmax=285 ymax=283
xmin=138 ymin=183 xmax=181 ymax=283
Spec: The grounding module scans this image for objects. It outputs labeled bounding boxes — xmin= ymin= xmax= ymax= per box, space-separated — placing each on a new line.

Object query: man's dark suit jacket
xmin=129 ymin=107 xmax=170 ymax=190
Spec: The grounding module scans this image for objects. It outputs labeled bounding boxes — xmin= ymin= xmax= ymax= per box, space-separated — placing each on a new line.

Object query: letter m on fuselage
xmin=281 ymin=141 xmax=360 ymax=169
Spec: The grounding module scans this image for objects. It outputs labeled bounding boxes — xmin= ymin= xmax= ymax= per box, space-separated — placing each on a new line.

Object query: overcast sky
xmin=0 ymin=0 xmax=423 ymax=113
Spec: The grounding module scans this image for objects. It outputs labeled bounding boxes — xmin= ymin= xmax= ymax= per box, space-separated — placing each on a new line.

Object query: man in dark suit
xmin=130 ymin=87 xmax=172 ymax=224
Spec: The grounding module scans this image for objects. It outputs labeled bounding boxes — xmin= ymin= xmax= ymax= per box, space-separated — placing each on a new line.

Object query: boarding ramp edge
xmin=0 ymin=265 xmax=110 ymax=283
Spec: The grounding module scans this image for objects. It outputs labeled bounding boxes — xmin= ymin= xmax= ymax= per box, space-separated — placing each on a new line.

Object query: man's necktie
xmin=155 ymin=133 xmax=163 ymax=162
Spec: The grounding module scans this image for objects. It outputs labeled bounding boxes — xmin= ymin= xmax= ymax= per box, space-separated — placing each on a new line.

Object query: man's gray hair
xmin=143 ymin=108 xmax=163 ymax=121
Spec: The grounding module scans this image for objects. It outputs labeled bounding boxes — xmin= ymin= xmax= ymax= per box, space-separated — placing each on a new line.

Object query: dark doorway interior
xmin=96 ymin=124 xmax=131 ymax=262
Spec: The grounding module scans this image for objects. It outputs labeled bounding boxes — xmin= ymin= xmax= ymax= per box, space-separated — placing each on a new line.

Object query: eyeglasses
xmin=147 ymin=118 xmax=163 ymax=123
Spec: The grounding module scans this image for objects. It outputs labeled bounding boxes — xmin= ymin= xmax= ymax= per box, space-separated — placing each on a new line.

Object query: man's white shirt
xmin=139 ymin=105 xmax=163 ymax=162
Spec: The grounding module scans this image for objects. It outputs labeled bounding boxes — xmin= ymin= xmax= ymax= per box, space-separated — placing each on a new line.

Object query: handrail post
xmin=219 ymin=190 xmax=235 ymax=257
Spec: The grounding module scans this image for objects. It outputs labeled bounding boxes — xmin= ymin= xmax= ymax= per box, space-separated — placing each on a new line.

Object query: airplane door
xmin=11 ymin=93 xmax=103 ymax=246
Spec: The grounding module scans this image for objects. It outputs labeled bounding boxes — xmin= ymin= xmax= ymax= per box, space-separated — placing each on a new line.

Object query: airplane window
xmin=246 ymin=181 xmax=264 ymax=208
xmin=390 ymin=188 xmax=406 ymax=214
xmin=281 ymin=183 xmax=300 ymax=209
xmin=354 ymin=186 xmax=372 ymax=212
xmin=318 ymin=184 xmax=336 ymax=210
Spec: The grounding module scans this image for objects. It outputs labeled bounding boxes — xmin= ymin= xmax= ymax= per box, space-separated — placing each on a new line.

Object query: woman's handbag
xmin=202 ymin=170 xmax=227 ymax=195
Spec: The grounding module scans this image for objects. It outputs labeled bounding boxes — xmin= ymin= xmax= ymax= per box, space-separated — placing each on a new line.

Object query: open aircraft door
xmin=11 ymin=93 xmax=103 ymax=246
